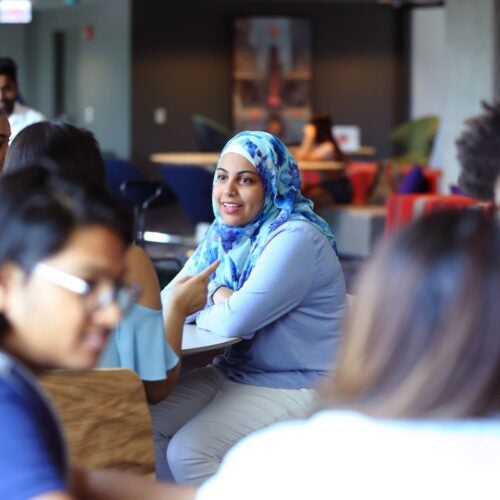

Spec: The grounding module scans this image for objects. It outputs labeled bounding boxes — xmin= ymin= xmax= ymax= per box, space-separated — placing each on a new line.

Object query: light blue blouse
xmin=162 ymin=220 xmax=346 ymax=389
xmin=98 ymin=303 xmax=179 ymax=381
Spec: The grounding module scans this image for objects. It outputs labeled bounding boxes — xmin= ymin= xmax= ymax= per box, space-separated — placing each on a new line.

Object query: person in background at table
xmin=0 ymin=166 xmax=212 ymax=499
xmin=195 ymin=210 xmax=500 ymax=499
xmin=0 ymin=57 xmax=45 ymax=140
xmin=153 ymin=130 xmax=346 ymax=484
xmin=456 ymin=100 xmax=500 ymax=215
xmin=293 ymin=113 xmax=353 ymax=207
xmin=0 ymin=109 xmax=10 ymax=170
xmin=3 ymin=120 xmax=219 ymax=404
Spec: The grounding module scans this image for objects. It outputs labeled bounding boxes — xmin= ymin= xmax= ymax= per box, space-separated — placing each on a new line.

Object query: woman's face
xmin=213 ymin=153 xmax=265 ymax=226
xmin=0 ymin=224 xmax=126 ymax=370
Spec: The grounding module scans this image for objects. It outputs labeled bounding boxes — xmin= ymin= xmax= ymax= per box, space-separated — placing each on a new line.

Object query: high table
xmin=181 ymin=323 xmax=241 ymax=356
xmin=150 ymin=152 xmax=344 ymax=171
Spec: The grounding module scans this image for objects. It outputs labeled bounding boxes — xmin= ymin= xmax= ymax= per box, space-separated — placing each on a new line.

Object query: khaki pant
xmin=149 ymin=365 xmax=317 ymax=485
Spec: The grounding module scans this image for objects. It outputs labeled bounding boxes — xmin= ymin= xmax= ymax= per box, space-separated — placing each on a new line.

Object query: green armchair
xmin=390 ymin=115 xmax=440 ymax=165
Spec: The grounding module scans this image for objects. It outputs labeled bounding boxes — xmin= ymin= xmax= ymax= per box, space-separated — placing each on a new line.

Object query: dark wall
xmin=132 ymin=1 xmax=408 ymax=165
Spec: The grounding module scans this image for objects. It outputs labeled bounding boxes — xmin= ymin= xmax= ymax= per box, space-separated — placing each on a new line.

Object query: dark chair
xmin=120 ymin=178 xmax=167 ymax=243
xmin=104 ymin=157 xmax=144 ymax=201
xmin=104 ymin=157 xmax=188 ymax=281
xmin=191 ymin=114 xmax=231 ymax=152
xmin=158 ymin=164 xmax=214 ymax=225
xmin=103 ymin=157 xmax=170 ymax=243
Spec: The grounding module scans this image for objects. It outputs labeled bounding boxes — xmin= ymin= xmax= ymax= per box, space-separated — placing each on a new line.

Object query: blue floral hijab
xmin=184 ymin=131 xmax=337 ymax=290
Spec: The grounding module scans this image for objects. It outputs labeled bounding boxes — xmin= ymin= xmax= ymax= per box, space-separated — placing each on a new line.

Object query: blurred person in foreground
xmin=0 ymin=166 xmax=212 ymax=499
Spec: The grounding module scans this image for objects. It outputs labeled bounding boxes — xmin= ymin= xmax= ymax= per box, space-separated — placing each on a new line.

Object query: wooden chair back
xmin=39 ymin=368 xmax=155 ymax=475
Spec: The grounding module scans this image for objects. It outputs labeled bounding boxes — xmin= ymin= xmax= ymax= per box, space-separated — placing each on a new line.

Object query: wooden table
xmin=150 ymin=152 xmax=344 ymax=171
xmin=346 ymin=145 xmax=376 ymax=156
xmin=181 ymin=323 xmax=240 ymax=356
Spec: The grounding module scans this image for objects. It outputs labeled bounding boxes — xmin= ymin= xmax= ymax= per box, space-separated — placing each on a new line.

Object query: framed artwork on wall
xmin=232 ymin=16 xmax=312 ymax=144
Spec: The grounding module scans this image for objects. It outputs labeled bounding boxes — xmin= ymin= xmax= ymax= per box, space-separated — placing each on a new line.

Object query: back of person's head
xmin=0 ymin=165 xmax=132 ymax=335
xmin=4 ymin=120 xmax=106 ymax=188
xmin=456 ymin=101 xmax=500 ymax=200
xmin=0 ymin=57 xmax=17 ymax=82
xmin=327 ymin=210 xmax=500 ymax=419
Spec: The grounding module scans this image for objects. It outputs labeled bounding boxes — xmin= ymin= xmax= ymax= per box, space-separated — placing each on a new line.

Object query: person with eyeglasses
xmin=32 ymin=262 xmax=142 ymax=315
xmin=0 ymin=166 xmax=217 ymax=499
xmin=4 ymin=120 xmax=190 ymax=405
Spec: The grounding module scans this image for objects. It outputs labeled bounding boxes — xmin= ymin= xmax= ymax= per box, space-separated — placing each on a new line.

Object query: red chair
xmin=421 ymin=168 xmax=442 ymax=193
xmin=346 ymin=163 xmax=442 ymax=206
xmin=346 ymin=162 xmax=379 ymax=205
xmin=384 ymin=193 xmax=493 ymax=235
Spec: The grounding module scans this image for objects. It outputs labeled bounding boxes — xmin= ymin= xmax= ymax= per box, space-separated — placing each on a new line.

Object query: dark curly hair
xmin=456 ymin=101 xmax=500 ymax=200
xmin=0 ymin=57 xmax=17 ymax=82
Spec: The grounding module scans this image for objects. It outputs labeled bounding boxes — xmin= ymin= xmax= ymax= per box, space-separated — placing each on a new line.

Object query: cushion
xmin=398 ymin=165 xmax=429 ymax=194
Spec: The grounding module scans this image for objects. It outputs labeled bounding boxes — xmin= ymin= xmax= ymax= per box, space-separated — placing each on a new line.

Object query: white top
xmin=9 ymin=102 xmax=45 ymax=140
xmin=197 ymin=410 xmax=500 ymax=500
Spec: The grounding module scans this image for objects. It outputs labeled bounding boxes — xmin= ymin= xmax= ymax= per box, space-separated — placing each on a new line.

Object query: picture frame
xmin=232 ymin=16 xmax=312 ymax=144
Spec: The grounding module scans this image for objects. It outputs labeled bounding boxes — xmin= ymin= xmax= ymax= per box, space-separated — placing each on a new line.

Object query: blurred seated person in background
xmin=293 ymin=113 xmax=353 ymax=206
xmin=0 ymin=166 xmax=207 ymax=499
xmin=456 ymin=100 xmax=500 ymax=214
xmin=0 ymin=57 xmax=45 ymax=140
xmin=0 ymin=109 xmax=10 ymax=170
xmin=195 ymin=210 xmax=500 ymax=499
xmin=153 ymin=131 xmax=346 ymax=484
xmin=3 ymin=120 xmax=219 ymax=404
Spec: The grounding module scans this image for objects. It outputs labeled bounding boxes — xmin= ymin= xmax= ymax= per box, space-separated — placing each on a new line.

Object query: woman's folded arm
xmin=196 ymin=226 xmax=318 ymax=338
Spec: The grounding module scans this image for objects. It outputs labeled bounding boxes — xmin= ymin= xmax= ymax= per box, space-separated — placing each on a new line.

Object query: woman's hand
xmin=168 ymin=260 xmax=219 ymax=315
xmin=303 ymin=123 xmax=316 ymax=139
xmin=213 ymin=286 xmax=234 ymax=303
xmin=295 ymin=123 xmax=316 ymax=160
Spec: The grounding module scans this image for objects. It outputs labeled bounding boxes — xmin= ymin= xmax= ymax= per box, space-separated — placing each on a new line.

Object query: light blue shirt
xmin=163 ymin=220 xmax=346 ymax=389
xmin=98 ymin=303 xmax=178 ymax=381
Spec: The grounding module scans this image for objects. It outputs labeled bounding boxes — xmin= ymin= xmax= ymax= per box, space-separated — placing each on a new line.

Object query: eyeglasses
xmin=33 ymin=262 xmax=141 ymax=314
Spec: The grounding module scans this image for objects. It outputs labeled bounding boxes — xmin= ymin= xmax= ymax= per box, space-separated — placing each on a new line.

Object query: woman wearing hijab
xmin=151 ymin=131 xmax=347 ymax=485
